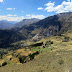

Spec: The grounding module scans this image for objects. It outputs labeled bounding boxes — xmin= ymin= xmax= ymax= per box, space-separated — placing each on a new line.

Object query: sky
xmin=0 ymin=0 xmax=72 ymax=21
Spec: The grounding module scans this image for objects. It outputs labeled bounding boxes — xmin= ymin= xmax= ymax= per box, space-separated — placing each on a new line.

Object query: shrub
xmin=19 ymin=56 xmax=27 ymax=63
xmin=33 ymin=51 xmax=39 ymax=55
xmin=0 ymin=53 xmax=3 ymax=59
xmin=29 ymin=51 xmax=39 ymax=60
xmin=58 ymin=34 xmax=62 ymax=36
xmin=0 ymin=64 xmax=1 ymax=67
xmin=2 ymin=62 xmax=7 ymax=66
xmin=19 ymin=51 xmax=39 ymax=63
xmin=30 ymin=42 xmax=43 ymax=47
xmin=64 ymin=37 xmax=70 ymax=40
xmin=45 ymin=40 xmax=53 ymax=46
xmin=62 ymin=37 xmax=70 ymax=42
xmin=58 ymin=59 xmax=64 ymax=65
xmin=29 ymin=54 xmax=34 ymax=60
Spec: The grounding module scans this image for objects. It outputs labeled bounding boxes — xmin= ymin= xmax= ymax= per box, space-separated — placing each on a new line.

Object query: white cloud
xmin=7 ymin=16 xmax=24 ymax=21
xmin=45 ymin=2 xmax=55 ymax=7
xmin=44 ymin=1 xmax=72 ymax=13
xmin=14 ymin=15 xmax=17 ymax=16
xmin=0 ymin=14 xmax=45 ymax=21
xmin=7 ymin=14 xmax=17 ymax=17
xmin=67 ymin=0 xmax=70 ymax=2
xmin=0 ymin=16 xmax=7 ymax=20
xmin=26 ymin=14 xmax=31 ymax=17
xmin=6 ymin=8 xmax=16 ymax=10
xmin=31 ymin=15 xmax=45 ymax=19
xmin=44 ymin=2 xmax=55 ymax=12
xmin=0 ymin=0 xmax=3 ymax=2
xmin=26 ymin=14 xmax=45 ymax=19
xmin=7 ymin=14 xmax=13 ymax=16
xmin=37 ymin=7 xmax=43 ymax=10
xmin=0 ymin=15 xmax=25 ymax=21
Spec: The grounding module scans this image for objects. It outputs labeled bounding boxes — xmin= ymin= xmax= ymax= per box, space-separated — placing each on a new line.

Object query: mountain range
xmin=14 ymin=18 xmax=40 ymax=27
xmin=0 ymin=18 xmax=40 ymax=29
xmin=0 ymin=12 xmax=72 ymax=47
xmin=0 ymin=20 xmax=16 ymax=29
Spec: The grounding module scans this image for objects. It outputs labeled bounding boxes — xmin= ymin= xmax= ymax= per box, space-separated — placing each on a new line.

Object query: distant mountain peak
xmin=14 ymin=18 xmax=40 ymax=27
xmin=0 ymin=20 xmax=18 ymax=29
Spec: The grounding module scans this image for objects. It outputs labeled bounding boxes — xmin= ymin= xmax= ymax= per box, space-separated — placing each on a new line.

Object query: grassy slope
xmin=0 ymin=33 xmax=72 ymax=72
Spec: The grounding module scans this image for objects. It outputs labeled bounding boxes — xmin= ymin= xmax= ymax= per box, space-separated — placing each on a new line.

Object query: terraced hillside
xmin=0 ymin=33 xmax=72 ymax=72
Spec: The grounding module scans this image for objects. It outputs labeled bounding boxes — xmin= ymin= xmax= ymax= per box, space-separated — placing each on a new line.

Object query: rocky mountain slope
xmin=13 ymin=18 xmax=40 ymax=27
xmin=0 ymin=29 xmax=26 ymax=47
xmin=0 ymin=20 xmax=16 ymax=29
xmin=14 ymin=12 xmax=72 ymax=40
xmin=0 ymin=12 xmax=72 ymax=47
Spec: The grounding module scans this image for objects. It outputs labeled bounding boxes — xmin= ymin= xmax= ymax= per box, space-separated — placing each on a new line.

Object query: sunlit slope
xmin=0 ymin=33 xmax=72 ymax=72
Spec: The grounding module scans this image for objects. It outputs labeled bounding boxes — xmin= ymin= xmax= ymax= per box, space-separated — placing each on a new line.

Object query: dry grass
xmin=16 ymin=48 xmax=35 ymax=56
xmin=0 ymin=33 xmax=72 ymax=72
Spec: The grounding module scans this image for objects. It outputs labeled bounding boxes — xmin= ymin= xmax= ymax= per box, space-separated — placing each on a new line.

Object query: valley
xmin=0 ymin=12 xmax=72 ymax=72
xmin=0 ymin=33 xmax=72 ymax=72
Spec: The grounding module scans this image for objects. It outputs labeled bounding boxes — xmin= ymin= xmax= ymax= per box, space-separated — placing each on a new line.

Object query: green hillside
xmin=0 ymin=33 xmax=72 ymax=72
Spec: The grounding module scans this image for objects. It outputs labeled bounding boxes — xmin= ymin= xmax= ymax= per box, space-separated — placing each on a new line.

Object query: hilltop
xmin=14 ymin=18 xmax=40 ymax=27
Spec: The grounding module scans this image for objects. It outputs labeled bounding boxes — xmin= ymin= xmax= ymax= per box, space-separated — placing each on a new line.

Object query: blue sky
xmin=0 ymin=0 xmax=72 ymax=21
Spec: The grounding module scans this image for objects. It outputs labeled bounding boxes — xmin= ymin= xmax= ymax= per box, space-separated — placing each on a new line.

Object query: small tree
xmin=0 ymin=53 xmax=3 ymax=59
xmin=19 ymin=56 xmax=27 ymax=63
xmin=58 ymin=59 xmax=64 ymax=65
xmin=62 ymin=37 xmax=70 ymax=42
xmin=2 ymin=62 xmax=7 ymax=66
xmin=29 ymin=51 xmax=39 ymax=60
xmin=29 ymin=54 xmax=34 ymax=60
